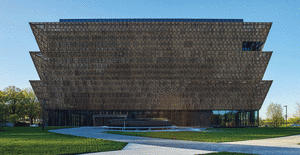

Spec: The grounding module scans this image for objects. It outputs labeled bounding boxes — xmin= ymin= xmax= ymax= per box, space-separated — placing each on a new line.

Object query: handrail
xmin=103 ymin=125 xmax=177 ymax=130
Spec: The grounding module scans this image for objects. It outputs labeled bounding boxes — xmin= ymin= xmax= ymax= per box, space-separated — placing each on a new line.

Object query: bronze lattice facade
xmin=29 ymin=19 xmax=272 ymax=127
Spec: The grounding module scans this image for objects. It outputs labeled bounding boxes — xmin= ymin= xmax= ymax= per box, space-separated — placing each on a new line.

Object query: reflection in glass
xmin=219 ymin=110 xmax=225 ymax=126
xmin=210 ymin=110 xmax=259 ymax=127
xmin=47 ymin=110 xmax=260 ymax=127
xmin=255 ymin=111 xmax=259 ymax=126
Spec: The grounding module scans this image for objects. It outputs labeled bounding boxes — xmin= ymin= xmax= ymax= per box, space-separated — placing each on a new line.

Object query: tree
xmin=0 ymin=90 xmax=9 ymax=127
xmin=0 ymin=103 xmax=6 ymax=122
xmin=259 ymin=117 xmax=266 ymax=127
xmin=288 ymin=117 xmax=300 ymax=124
xmin=287 ymin=103 xmax=300 ymax=125
xmin=0 ymin=90 xmax=5 ymax=122
xmin=266 ymin=103 xmax=283 ymax=128
xmin=1 ymin=86 xmax=42 ymax=125
xmin=294 ymin=102 xmax=300 ymax=121
xmin=3 ymin=86 xmax=25 ymax=116
xmin=8 ymin=114 xmax=19 ymax=125
xmin=0 ymin=90 xmax=4 ymax=101
xmin=22 ymin=88 xmax=42 ymax=125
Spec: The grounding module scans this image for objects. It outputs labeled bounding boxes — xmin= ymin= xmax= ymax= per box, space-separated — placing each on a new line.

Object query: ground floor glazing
xmin=45 ymin=110 xmax=259 ymax=127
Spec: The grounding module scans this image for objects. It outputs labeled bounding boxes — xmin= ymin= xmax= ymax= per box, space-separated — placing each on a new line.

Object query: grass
xmin=0 ymin=126 xmax=127 ymax=155
xmin=278 ymin=123 xmax=294 ymax=127
xmin=204 ymin=152 xmax=258 ymax=155
xmin=105 ymin=127 xmax=300 ymax=143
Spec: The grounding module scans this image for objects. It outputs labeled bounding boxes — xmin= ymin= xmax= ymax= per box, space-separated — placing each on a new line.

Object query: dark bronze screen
xmin=29 ymin=19 xmax=273 ymax=126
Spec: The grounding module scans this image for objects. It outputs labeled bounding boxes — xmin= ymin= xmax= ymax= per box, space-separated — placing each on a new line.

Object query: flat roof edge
xmin=59 ymin=18 xmax=243 ymax=23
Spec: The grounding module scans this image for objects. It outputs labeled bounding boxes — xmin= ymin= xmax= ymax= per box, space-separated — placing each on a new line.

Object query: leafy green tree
xmin=293 ymin=102 xmax=300 ymax=123
xmin=0 ymin=90 xmax=9 ymax=127
xmin=266 ymin=102 xmax=283 ymax=128
xmin=259 ymin=117 xmax=266 ymax=127
xmin=3 ymin=86 xmax=25 ymax=116
xmin=1 ymin=86 xmax=42 ymax=125
xmin=287 ymin=103 xmax=300 ymax=125
xmin=22 ymin=88 xmax=42 ymax=125
xmin=263 ymin=118 xmax=273 ymax=127
xmin=9 ymin=114 xmax=19 ymax=125
xmin=288 ymin=117 xmax=300 ymax=124
xmin=279 ymin=117 xmax=285 ymax=126
xmin=0 ymin=90 xmax=4 ymax=101
xmin=0 ymin=103 xmax=6 ymax=122
xmin=0 ymin=104 xmax=5 ymax=128
xmin=0 ymin=90 xmax=5 ymax=121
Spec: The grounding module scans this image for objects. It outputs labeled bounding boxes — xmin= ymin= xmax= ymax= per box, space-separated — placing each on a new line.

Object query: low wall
xmin=108 ymin=119 xmax=172 ymax=127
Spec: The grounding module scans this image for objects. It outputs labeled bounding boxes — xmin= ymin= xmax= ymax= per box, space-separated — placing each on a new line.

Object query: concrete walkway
xmin=84 ymin=143 xmax=216 ymax=155
xmin=222 ymin=134 xmax=300 ymax=148
xmin=49 ymin=127 xmax=300 ymax=155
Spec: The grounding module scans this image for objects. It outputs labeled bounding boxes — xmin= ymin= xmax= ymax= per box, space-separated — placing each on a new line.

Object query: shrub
xmin=8 ymin=114 xmax=19 ymax=125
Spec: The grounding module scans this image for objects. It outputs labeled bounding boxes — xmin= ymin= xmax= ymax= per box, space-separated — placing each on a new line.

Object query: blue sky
xmin=0 ymin=0 xmax=299 ymax=119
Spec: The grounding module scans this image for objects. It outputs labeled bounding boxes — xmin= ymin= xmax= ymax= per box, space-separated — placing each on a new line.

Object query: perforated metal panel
xmin=29 ymin=19 xmax=273 ymax=113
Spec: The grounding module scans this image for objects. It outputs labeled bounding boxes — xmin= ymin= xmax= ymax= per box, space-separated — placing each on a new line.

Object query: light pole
xmin=283 ymin=105 xmax=287 ymax=127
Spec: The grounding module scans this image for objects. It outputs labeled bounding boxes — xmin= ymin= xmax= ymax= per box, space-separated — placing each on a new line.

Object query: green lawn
xmin=0 ymin=126 xmax=127 ymax=155
xmin=105 ymin=127 xmax=300 ymax=143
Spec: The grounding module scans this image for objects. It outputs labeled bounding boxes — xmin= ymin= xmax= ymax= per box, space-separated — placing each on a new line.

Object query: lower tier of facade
xmin=45 ymin=110 xmax=259 ymax=127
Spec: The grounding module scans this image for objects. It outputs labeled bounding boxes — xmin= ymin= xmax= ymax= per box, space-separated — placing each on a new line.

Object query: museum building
xmin=29 ymin=18 xmax=273 ymax=127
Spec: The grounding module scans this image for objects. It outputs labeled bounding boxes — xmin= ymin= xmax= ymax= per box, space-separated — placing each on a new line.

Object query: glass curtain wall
xmin=211 ymin=110 xmax=258 ymax=127
xmin=47 ymin=110 xmax=259 ymax=127
xmin=47 ymin=110 xmax=97 ymax=126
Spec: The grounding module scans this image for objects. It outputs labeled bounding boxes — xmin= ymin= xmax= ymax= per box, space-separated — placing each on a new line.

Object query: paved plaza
xmin=49 ymin=127 xmax=300 ymax=155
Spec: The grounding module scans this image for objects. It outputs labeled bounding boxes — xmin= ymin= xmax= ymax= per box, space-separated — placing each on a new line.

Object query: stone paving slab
xmin=49 ymin=127 xmax=300 ymax=155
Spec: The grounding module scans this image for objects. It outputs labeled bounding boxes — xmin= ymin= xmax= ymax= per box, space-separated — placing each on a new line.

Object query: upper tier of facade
xmin=29 ymin=19 xmax=272 ymax=111
xmin=30 ymin=19 xmax=272 ymax=82
xmin=59 ymin=18 xmax=243 ymax=22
